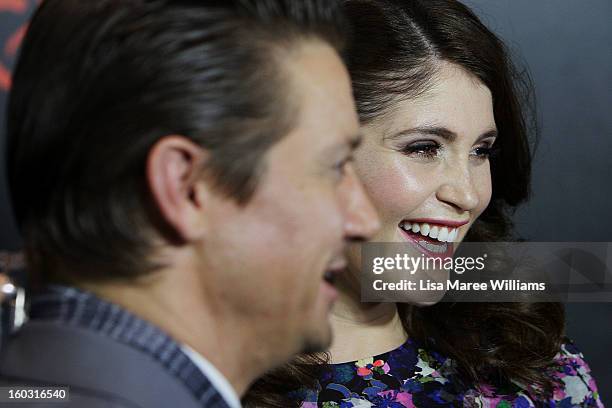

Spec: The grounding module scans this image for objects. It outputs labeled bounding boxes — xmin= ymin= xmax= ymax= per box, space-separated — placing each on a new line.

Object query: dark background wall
xmin=0 ymin=0 xmax=31 ymax=252
xmin=463 ymin=0 xmax=612 ymax=401
xmin=1 ymin=0 xmax=611 ymax=401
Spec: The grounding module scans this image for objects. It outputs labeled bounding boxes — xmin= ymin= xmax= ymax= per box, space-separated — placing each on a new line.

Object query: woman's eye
xmin=471 ymin=143 xmax=497 ymax=160
xmin=401 ymin=142 xmax=441 ymax=159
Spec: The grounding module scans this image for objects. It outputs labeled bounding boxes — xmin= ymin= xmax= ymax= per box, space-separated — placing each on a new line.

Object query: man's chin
xmin=300 ymin=324 xmax=333 ymax=354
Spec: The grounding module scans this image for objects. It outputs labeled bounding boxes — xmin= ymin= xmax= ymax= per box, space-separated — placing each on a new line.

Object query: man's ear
xmin=146 ymin=135 xmax=210 ymax=242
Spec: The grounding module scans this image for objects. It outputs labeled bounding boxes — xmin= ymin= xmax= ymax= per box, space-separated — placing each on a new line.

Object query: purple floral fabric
xmin=293 ymin=339 xmax=603 ymax=408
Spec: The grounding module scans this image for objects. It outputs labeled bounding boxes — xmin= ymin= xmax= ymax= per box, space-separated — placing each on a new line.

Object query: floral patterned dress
xmin=292 ymin=339 xmax=603 ymax=408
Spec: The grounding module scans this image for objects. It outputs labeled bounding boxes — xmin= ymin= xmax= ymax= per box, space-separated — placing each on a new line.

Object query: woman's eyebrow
xmin=385 ymin=126 xmax=457 ymax=142
xmin=477 ymin=129 xmax=498 ymax=142
xmin=385 ymin=126 xmax=498 ymax=142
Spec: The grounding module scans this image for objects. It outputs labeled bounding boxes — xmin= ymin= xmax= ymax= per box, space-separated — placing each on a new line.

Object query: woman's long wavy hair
xmin=244 ymin=0 xmax=564 ymax=406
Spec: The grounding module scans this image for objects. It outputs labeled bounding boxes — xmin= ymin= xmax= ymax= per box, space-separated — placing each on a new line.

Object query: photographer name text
xmin=372 ymin=279 xmax=546 ymax=292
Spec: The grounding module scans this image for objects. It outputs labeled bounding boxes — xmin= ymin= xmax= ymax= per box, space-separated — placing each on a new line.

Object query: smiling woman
xmin=356 ymin=61 xmax=495 ymax=265
xmin=244 ymin=0 xmax=602 ymax=407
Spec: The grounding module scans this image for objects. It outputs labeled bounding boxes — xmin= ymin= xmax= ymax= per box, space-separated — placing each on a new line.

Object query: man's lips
xmin=323 ymin=260 xmax=347 ymax=286
xmin=321 ymin=261 xmax=344 ymax=305
xmin=323 ymin=270 xmax=337 ymax=285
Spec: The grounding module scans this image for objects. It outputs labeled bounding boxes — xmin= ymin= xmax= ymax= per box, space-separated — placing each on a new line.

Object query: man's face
xmin=200 ymin=42 xmax=379 ymax=359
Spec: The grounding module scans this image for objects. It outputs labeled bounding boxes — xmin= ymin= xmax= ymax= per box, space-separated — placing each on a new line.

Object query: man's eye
xmin=401 ymin=141 xmax=441 ymax=159
xmin=334 ymin=156 xmax=352 ymax=177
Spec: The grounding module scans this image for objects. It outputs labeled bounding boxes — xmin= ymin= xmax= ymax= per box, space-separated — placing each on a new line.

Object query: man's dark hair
xmin=6 ymin=0 xmax=346 ymax=284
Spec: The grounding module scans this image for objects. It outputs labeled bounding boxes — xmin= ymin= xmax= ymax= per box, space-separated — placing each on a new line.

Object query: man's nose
xmin=340 ymin=164 xmax=380 ymax=241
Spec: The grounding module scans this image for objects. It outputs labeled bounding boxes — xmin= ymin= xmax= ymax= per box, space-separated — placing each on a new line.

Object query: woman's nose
xmin=435 ymin=163 xmax=480 ymax=211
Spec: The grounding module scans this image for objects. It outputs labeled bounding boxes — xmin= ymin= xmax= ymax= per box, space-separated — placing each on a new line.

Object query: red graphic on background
xmin=0 ymin=0 xmax=28 ymax=13
xmin=0 ymin=0 xmax=36 ymax=91
xmin=0 ymin=63 xmax=10 ymax=91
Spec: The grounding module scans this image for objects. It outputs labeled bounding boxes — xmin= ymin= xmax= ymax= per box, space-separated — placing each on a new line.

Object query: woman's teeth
xmin=400 ymin=221 xmax=458 ymax=243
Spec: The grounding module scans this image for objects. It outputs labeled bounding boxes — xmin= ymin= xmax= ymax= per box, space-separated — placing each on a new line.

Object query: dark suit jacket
xmin=0 ymin=285 xmax=231 ymax=408
xmin=0 ymin=321 xmax=219 ymax=408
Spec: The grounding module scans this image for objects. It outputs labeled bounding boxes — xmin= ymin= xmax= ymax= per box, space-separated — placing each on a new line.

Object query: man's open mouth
xmin=323 ymin=270 xmax=337 ymax=285
xmin=323 ymin=260 xmax=347 ymax=286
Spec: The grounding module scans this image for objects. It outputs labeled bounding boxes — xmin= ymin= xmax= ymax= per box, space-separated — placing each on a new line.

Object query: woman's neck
xmin=327 ymin=285 xmax=408 ymax=364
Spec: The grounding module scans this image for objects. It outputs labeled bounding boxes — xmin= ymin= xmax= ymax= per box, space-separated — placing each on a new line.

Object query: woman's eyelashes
xmin=471 ymin=139 xmax=498 ymax=160
xmin=398 ymin=139 xmax=498 ymax=161
xmin=470 ymin=143 xmax=496 ymax=160
xmin=400 ymin=140 xmax=441 ymax=159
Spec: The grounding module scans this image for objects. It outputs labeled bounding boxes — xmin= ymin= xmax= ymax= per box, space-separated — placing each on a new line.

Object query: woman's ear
xmin=146 ymin=135 xmax=210 ymax=242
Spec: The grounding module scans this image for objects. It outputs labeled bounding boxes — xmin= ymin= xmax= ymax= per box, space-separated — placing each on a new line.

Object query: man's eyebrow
xmin=385 ymin=126 xmax=498 ymax=142
xmin=348 ymin=132 xmax=363 ymax=150
xmin=323 ymin=132 xmax=363 ymax=160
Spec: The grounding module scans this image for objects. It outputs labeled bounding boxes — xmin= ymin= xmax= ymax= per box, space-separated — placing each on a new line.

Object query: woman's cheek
xmin=356 ymin=157 xmax=430 ymax=231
